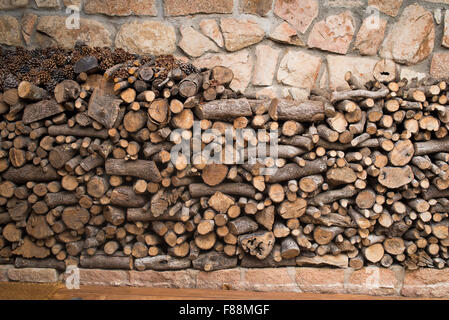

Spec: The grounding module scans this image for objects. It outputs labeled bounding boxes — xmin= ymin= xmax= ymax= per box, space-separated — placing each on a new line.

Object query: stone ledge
xmin=2 ymin=265 xmax=449 ymax=297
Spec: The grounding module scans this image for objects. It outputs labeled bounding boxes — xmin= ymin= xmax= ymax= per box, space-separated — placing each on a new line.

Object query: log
xmin=105 ymin=159 xmax=162 ymax=182
xmin=296 ymin=254 xmax=348 ymax=268
xmin=80 ymin=255 xmax=132 ymax=270
xmin=3 ymin=165 xmax=59 ymax=183
xmin=22 ymin=99 xmax=64 ymax=124
xmin=189 ymin=183 xmax=256 ymax=198
xmin=378 ymin=166 xmax=414 ymax=189
xmin=266 ymin=159 xmax=327 ymax=183
xmin=110 ymin=186 xmax=147 ymax=208
xmin=87 ymin=88 xmax=121 ymax=128
xmin=194 ymin=99 xmax=252 ymax=120
xmin=48 ymin=125 xmax=109 ymax=139
xmin=18 ymin=81 xmax=48 ymax=101
xmin=272 ymin=99 xmax=324 ymax=122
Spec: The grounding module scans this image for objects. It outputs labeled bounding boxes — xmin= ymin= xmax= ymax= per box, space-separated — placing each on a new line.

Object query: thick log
xmin=3 ymin=165 xmax=59 ymax=183
xmin=80 ymin=255 xmax=132 ymax=270
xmin=105 ymin=159 xmax=162 ymax=182
xmin=18 ymin=81 xmax=48 ymax=101
xmin=271 ymin=99 xmax=324 ymax=122
xmin=45 ymin=192 xmax=78 ymax=207
xmin=134 ymin=255 xmax=191 ymax=271
xmin=15 ymin=257 xmax=66 ymax=271
xmin=110 ymin=186 xmax=147 ymax=208
xmin=378 ymin=166 xmax=414 ymax=189
xmin=194 ymin=99 xmax=252 ymax=120
xmin=414 ymin=138 xmax=449 ymax=155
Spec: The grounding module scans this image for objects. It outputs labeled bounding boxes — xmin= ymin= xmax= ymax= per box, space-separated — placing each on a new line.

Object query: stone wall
xmin=1 ymin=0 xmax=449 ymax=99
xmin=2 ymin=265 xmax=449 ymax=298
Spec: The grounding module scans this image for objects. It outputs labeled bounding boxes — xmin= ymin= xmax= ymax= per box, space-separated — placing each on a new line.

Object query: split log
xmin=22 ymin=99 xmax=64 ymax=124
xmin=87 ymin=88 xmax=121 ymax=128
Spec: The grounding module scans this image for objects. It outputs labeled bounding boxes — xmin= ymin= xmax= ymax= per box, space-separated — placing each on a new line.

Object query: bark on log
xmin=105 ymin=159 xmax=162 ymax=182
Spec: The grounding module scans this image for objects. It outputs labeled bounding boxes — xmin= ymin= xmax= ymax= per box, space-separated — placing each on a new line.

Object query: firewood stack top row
xmin=1 ymin=47 xmax=449 ymax=272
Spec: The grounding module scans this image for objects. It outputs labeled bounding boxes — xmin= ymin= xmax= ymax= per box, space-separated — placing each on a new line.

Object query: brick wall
xmin=2 ymin=265 xmax=449 ymax=298
xmin=1 ymin=0 xmax=449 ymax=98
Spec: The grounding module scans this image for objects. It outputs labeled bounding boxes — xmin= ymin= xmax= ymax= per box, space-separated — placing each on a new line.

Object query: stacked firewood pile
xmin=1 ymin=48 xmax=449 ymax=272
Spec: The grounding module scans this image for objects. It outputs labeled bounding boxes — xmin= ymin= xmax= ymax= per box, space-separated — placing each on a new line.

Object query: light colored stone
xmin=354 ymin=15 xmax=387 ymax=56
xmin=240 ymin=0 xmax=272 ymax=16
xmin=35 ymin=0 xmax=60 ymax=7
xmin=194 ymin=50 xmax=254 ymax=93
xmin=289 ymin=88 xmax=310 ymax=101
xmin=220 ymin=18 xmax=264 ymax=52
xmin=319 ymin=66 xmax=329 ymax=88
xmin=115 ymin=21 xmax=176 ymax=56
xmin=243 ymin=268 xmax=300 ymax=292
xmin=380 ymin=4 xmax=434 ymax=66
xmin=21 ymin=13 xmax=37 ymax=45
xmin=255 ymin=87 xmax=279 ymax=99
xmin=346 ymin=267 xmax=402 ymax=296
xmin=402 ymin=269 xmax=449 ymax=297
xmin=435 ymin=8 xmax=442 ymax=25
xmin=129 ymin=270 xmax=197 ymax=288
xmin=0 ymin=16 xmax=22 ymax=46
xmin=85 ymin=0 xmax=157 ymax=16
xmin=253 ymin=44 xmax=280 ymax=86
xmin=327 ymin=55 xmax=379 ymax=90
xmin=296 ymin=268 xmax=346 ymax=294
xmin=7 ymin=268 xmax=58 ymax=283
xmin=199 ymin=19 xmax=224 ymax=48
xmin=430 ymin=53 xmax=449 ymax=79
xmin=164 ymin=0 xmax=233 ymax=16
xmin=179 ymin=26 xmax=219 ymax=58
xmin=307 ymin=11 xmax=355 ymax=55
xmin=325 ymin=0 xmax=363 ymax=7
xmin=269 ymin=22 xmax=304 ymax=46
xmin=36 ymin=16 xmax=112 ymax=48
xmin=423 ymin=0 xmax=449 ymax=4
xmin=274 ymin=0 xmax=318 ymax=34
xmin=196 ymin=269 xmax=243 ymax=290
xmin=443 ymin=10 xmax=449 ymax=48
xmin=368 ymin=0 xmax=403 ymax=17
xmin=0 ymin=0 xmax=28 ymax=9
xmin=277 ymin=50 xmax=321 ymax=90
